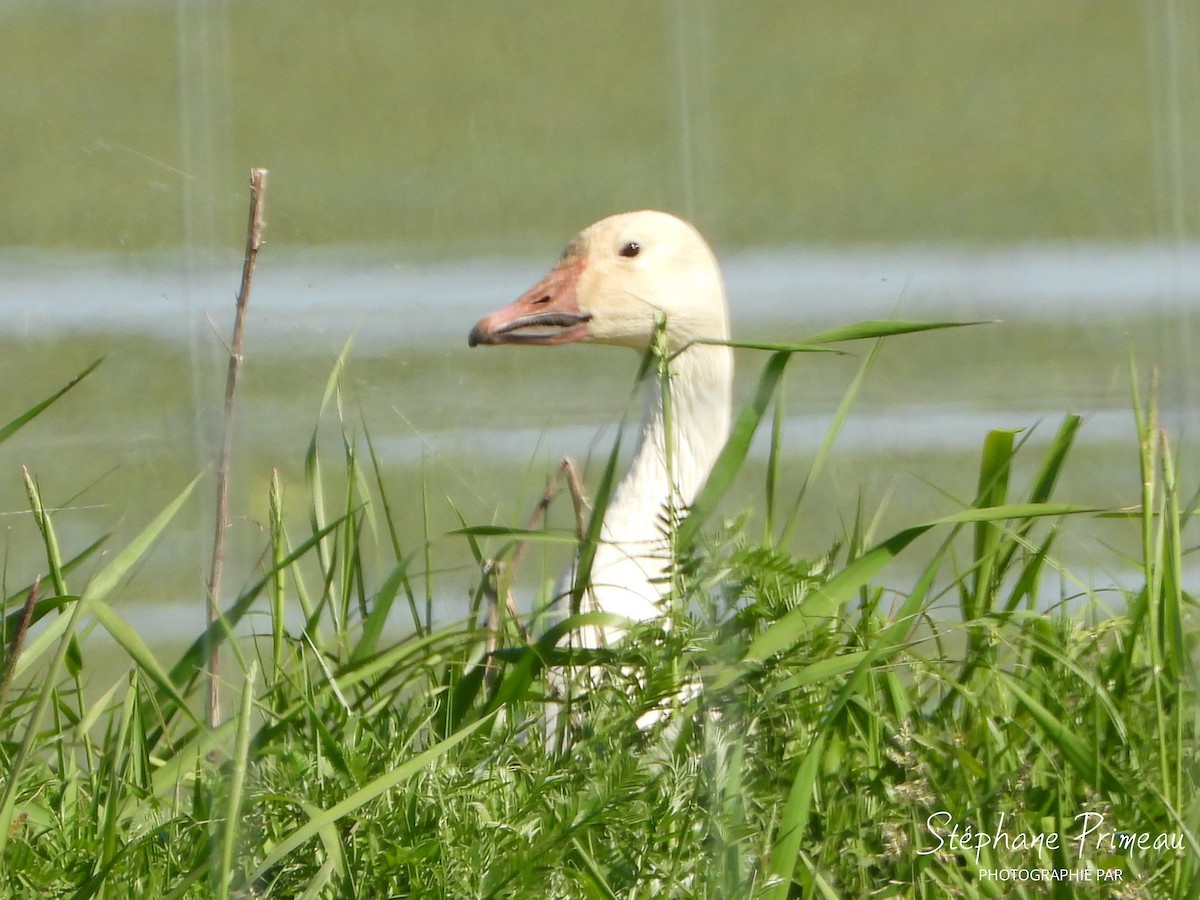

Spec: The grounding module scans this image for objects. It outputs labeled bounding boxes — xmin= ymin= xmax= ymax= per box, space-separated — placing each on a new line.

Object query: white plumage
xmin=469 ymin=209 xmax=733 ymax=657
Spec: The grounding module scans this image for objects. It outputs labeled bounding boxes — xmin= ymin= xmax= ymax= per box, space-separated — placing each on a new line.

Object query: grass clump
xmin=0 ymin=341 xmax=1196 ymax=898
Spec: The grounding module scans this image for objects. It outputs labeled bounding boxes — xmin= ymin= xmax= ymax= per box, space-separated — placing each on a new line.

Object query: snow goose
xmin=468 ymin=209 xmax=733 ymax=652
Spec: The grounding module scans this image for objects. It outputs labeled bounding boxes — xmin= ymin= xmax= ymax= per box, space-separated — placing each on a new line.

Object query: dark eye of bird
xmin=619 ymin=241 xmax=641 ymax=258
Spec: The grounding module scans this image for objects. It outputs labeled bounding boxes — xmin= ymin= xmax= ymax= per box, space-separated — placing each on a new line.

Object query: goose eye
xmin=619 ymin=241 xmax=641 ymax=258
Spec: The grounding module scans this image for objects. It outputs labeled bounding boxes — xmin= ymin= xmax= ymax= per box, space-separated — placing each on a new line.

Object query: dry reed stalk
xmin=206 ymin=168 xmax=268 ymax=729
xmin=0 ymin=577 xmax=39 ymax=711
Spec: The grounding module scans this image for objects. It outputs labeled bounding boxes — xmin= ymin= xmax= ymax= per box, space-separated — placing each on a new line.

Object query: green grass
xmin=0 ymin=334 xmax=1196 ymax=897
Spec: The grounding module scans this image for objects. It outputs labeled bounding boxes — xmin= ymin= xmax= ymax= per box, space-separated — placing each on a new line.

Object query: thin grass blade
xmin=968 ymin=428 xmax=1020 ymax=623
xmin=87 ymin=472 xmax=203 ymax=605
xmin=701 ymin=319 xmax=986 ymax=354
xmin=0 ymin=358 xmax=103 ymax=445
xmin=679 ymin=351 xmax=790 ymax=552
xmin=764 ymin=732 xmax=826 ymax=900
xmin=88 ymin=598 xmax=199 ymax=726
xmin=782 ymin=338 xmax=884 ymax=543
xmin=217 ymin=662 xmax=257 ymax=900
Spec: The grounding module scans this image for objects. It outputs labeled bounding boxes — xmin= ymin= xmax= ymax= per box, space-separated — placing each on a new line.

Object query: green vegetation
xmin=1 ymin=333 xmax=1196 ymax=897
xmin=0 ymin=308 xmax=1180 ymax=626
xmin=4 ymin=2 xmax=1195 ymax=893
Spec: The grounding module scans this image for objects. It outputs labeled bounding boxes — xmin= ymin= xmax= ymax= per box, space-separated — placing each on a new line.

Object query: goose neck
xmin=618 ymin=342 xmax=733 ymax=517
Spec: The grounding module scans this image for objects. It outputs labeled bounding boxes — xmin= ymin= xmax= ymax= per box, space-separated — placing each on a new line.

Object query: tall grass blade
xmin=968 ymin=428 xmax=1018 ymax=619
xmin=23 ymin=467 xmax=80 ymax=674
xmin=362 ymin=421 xmax=404 ymax=561
xmin=764 ymin=383 xmax=784 ymax=540
xmin=2 ymin=533 xmax=105 ymax=614
xmin=992 ymin=414 xmax=1080 ymax=607
xmin=701 ymin=318 xmax=985 ymax=354
xmin=269 ymin=468 xmax=287 ymax=688
xmin=304 ymin=339 xmax=354 ymax=608
xmin=352 ymin=561 xmax=410 ymax=663
xmin=451 ymin=525 xmax=578 ymax=543
xmin=88 ymin=472 xmax=204 ymax=605
xmin=1159 ymin=433 xmax=1187 ymax=681
xmin=0 ymin=358 xmax=102 ymax=445
xmin=764 ymin=732 xmax=826 ymax=900
xmin=296 ymin=799 xmax=346 ymax=898
xmin=1024 ymin=415 xmax=1081 ymax=506
xmin=89 ymin=599 xmax=198 ymax=725
xmin=569 ymin=422 xmax=625 ymax=618
xmin=781 ymin=338 xmax=884 ymax=544
xmin=217 ymin=661 xmax=256 ymax=900
xmin=570 ymin=837 xmax=619 ymax=899
xmin=678 ymin=351 xmax=790 ymax=552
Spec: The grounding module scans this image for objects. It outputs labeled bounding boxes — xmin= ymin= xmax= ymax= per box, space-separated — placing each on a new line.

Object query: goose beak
xmin=468 ymin=257 xmax=591 ymax=347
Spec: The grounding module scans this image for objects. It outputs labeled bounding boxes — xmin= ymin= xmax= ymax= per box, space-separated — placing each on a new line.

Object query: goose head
xmin=469 ymin=210 xmax=729 ymax=354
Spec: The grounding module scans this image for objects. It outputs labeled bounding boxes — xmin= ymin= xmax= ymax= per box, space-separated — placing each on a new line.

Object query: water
xmin=6 ymin=241 xmax=1200 ymax=341
xmin=1 ymin=243 xmax=1195 ymax=643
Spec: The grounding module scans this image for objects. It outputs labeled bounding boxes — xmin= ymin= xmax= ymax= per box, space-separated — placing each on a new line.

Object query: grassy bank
xmin=1 ymin=335 xmax=1196 ymax=897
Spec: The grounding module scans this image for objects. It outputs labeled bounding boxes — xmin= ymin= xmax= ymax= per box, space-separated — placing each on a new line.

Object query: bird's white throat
xmin=582 ymin=340 xmax=733 ymax=628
